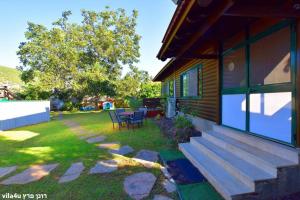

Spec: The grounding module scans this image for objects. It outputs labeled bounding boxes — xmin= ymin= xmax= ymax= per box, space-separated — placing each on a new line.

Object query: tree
xmin=17 ymin=8 xmax=140 ymax=100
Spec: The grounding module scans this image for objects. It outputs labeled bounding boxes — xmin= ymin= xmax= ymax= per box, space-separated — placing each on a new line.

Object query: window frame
xmin=180 ymin=64 xmax=203 ymax=99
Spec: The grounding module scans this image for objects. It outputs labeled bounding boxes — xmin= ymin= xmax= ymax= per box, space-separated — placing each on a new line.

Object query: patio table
xmin=119 ymin=111 xmax=134 ymax=117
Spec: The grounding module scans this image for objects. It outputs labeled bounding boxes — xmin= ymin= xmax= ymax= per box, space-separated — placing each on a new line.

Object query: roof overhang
xmin=154 ymin=0 xmax=300 ymax=81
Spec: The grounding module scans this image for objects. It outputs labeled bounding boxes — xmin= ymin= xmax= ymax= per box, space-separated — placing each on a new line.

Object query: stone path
xmin=133 ymin=150 xmax=159 ymax=168
xmin=0 ymin=166 xmax=17 ymax=178
xmin=1 ymin=164 xmax=58 ymax=185
xmin=59 ymin=162 xmax=84 ymax=183
xmin=109 ymin=145 xmax=134 ymax=155
xmin=86 ymin=136 xmax=106 ymax=143
xmin=89 ymin=160 xmax=118 ymax=174
xmin=134 ymin=150 xmax=159 ymax=162
xmin=124 ymin=172 xmax=157 ymax=200
xmin=162 ymin=179 xmax=176 ymax=193
xmin=153 ymin=195 xmax=173 ymax=200
xmin=97 ymin=142 xmax=120 ymax=149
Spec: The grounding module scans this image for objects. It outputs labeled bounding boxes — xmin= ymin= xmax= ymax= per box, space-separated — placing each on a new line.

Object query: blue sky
xmin=0 ymin=0 xmax=176 ymax=76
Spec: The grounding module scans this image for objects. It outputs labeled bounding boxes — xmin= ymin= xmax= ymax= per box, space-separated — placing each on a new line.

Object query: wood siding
xmin=296 ymin=19 xmax=300 ymax=147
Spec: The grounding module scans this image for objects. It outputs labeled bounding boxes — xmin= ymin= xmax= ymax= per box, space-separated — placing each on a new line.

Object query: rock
xmin=124 ymin=172 xmax=157 ymax=200
xmin=59 ymin=162 xmax=84 ymax=183
xmin=89 ymin=160 xmax=118 ymax=174
xmin=0 ymin=166 xmax=17 ymax=178
xmin=134 ymin=150 xmax=158 ymax=162
xmin=153 ymin=195 xmax=173 ymax=200
xmin=1 ymin=164 xmax=58 ymax=185
xmin=109 ymin=145 xmax=134 ymax=155
xmin=162 ymin=179 xmax=176 ymax=193
xmin=97 ymin=142 xmax=120 ymax=149
xmin=86 ymin=136 xmax=106 ymax=143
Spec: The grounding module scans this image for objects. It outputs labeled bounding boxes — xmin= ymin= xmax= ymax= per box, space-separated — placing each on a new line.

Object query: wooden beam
xmin=224 ymin=4 xmax=300 ymax=18
xmin=176 ymin=0 xmax=234 ymax=59
xmin=196 ymin=0 xmax=213 ymax=7
xmin=180 ymin=54 xmax=218 ymax=59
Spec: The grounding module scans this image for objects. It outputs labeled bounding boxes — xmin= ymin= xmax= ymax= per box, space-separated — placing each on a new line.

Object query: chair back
xmin=116 ymin=108 xmax=125 ymax=115
xmin=133 ymin=111 xmax=144 ymax=121
xmin=138 ymin=107 xmax=147 ymax=117
xmin=109 ymin=110 xmax=119 ymax=123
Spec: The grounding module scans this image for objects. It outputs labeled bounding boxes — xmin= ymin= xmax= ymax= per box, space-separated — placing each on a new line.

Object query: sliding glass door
xmin=221 ymin=20 xmax=296 ymax=145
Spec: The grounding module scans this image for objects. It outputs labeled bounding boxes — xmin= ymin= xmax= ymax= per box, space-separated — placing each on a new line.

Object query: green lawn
xmin=0 ymin=111 xmax=177 ymax=200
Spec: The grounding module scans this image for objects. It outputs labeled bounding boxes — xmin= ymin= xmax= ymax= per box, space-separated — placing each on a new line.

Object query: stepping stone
xmin=153 ymin=195 xmax=173 ymax=200
xmin=134 ymin=150 xmax=159 ymax=162
xmin=89 ymin=160 xmax=118 ymax=174
xmin=109 ymin=145 xmax=134 ymax=155
xmin=1 ymin=164 xmax=58 ymax=185
xmin=162 ymin=179 xmax=176 ymax=193
xmin=160 ymin=167 xmax=171 ymax=179
xmin=79 ymin=133 xmax=100 ymax=140
xmin=0 ymin=166 xmax=17 ymax=178
xmin=124 ymin=172 xmax=157 ymax=200
xmin=58 ymin=162 xmax=84 ymax=183
xmin=86 ymin=136 xmax=106 ymax=143
xmin=97 ymin=142 xmax=120 ymax=149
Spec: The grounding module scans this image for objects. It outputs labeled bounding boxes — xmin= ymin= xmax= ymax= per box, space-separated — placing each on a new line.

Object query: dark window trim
xmin=180 ymin=64 xmax=203 ymax=98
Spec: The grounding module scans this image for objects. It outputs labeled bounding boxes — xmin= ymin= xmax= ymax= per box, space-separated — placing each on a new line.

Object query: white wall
xmin=0 ymin=101 xmax=50 ymax=130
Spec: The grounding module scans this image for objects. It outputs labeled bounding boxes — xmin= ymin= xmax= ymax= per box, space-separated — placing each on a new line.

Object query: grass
xmin=0 ymin=65 xmax=23 ymax=86
xmin=0 ymin=111 xmax=178 ymax=200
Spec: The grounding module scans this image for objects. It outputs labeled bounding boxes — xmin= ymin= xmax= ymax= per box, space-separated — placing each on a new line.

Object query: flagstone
xmin=153 ymin=195 xmax=173 ymax=200
xmin=109 ymin=145 xmax=134 ymax=155
xmin=89 ymin=160 xmax=118 ymax=174
xmin=134 ymin=150 xmax=158 ymax=162
xmin=97 ymin=142 xmax=120 ymax=149
xmin=86 ymin=136 xmax=106 ymax=143
xmin=1 ymin=164 xmax=58 ymax=185
xmin=58 ymin=162 xmax=84 ymax=183
xmin=124 ymin=172 xmax=157 ymax=200
xmin=0 ymin=166 xmax=17 ymax=178
xmin=162 ymin=179 xmax=176 ymax=193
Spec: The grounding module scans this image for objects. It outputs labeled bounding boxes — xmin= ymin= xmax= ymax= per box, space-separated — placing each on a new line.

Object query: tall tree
xmin=17 ymin=8 xmax=140 ymax=99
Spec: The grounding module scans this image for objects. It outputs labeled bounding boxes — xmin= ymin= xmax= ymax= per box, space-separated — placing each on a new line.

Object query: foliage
xmin=139 ymin=82 xmax=161 ymax=98
xmin=174 ymin=115 xmax=193 ymax=129
xmin=17 ymin=8 xmax=140 ymax=100
xmin=114 ymin=99 xmax=129 ymax=108
xmin=174 ymin=115 xmax=193 ymax=143
xmin=16 ymin=84 xmax=51 ymax=100
xmin=128 ymin=97 xmax=142 ymax=110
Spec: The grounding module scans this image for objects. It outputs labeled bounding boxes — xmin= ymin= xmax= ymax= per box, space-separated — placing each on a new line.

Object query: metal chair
xmin=127 ymin=111 xmax=144 ymax=129
xmin=108 ymin=110 xmax=126 ymax=129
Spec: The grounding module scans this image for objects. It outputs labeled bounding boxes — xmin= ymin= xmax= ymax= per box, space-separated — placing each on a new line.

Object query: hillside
xmin=0 ymin=65 xmax=23 ymax=90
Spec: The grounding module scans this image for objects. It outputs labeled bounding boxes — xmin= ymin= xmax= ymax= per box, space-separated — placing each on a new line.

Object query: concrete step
xmin=179 ymin=143 xmax=253 ymax=200
xmin=203 ymin=130 xmax=298 ymax=177
xmin=212 ymin=125 xmax=299 ymax=164
xmin=190 ymin=137 xmax=276 ymax=190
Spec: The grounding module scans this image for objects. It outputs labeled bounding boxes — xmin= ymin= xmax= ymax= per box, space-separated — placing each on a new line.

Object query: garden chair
xmin=108 ymin=110 xmax=127 ymax=130
xmin=116 ymin=108 xmax=127 ymax=120
xmin=138 ymin=107 xmax=147 ymax=123
xmin=127 ymin=111 xmax=144 ymax=129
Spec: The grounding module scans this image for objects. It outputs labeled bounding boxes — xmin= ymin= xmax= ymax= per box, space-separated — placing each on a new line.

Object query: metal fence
xmin=0 ymin=101 xmax=50 ymax=131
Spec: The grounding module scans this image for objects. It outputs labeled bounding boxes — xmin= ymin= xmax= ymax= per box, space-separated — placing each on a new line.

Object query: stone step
xmin=212 ymin=125 xmax=299 ymax=163
xmin=190 ymin=137 xmax=275 ymax=190
xmin=179 ymin=143 xmax=253 ymax=200
xmin=203 ymin=130 xmax=297 ymax=176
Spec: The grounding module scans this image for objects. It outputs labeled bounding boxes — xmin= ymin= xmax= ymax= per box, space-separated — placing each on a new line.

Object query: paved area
xmin=0 ymin=166 xmax=17 ymax=178
xmin=109 ymin=145 xmax=134 ymax=155
xmin=89 ymin=160 xmax=118 ymax=174
xmin=86 ymin=136 xmax=106 ymax=143
xmin=123 ymin=172 xmax=157 ymax=200
xmin=1 ymin=164 xmax=58 ymax=185
xmin=153 ymin=195 xmax=173 ymax=200
xmin=59 ymin=162 xmax=85 ymax=183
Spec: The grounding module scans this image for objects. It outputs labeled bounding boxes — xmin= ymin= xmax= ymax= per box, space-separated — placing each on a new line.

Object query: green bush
xmin=114 ymin=99 xmax=129 ymax=108
xmin=128 ymin=97 xmax=142 ymax=111
xmin=62 ymin=101 xmax=79 ymax=111
xmin=174 ymin=115 xmax=193 ymax=129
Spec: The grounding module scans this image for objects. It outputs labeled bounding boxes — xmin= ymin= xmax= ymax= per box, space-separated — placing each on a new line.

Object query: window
xmin=169 ymin=80 xmax=174 ymax=97
xmin=161 ymin=81 xmax=168 ymax=96
xmin=180 ymin=65 xmax=203 ymax=98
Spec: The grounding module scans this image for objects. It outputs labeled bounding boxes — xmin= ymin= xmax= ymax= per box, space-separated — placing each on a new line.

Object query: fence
xmin=0 ymin=101 xmax=50 ymax=131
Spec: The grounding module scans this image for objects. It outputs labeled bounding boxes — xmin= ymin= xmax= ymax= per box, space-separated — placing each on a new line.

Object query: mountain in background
xmin=0 ymin=65 xmax=23 ymax=91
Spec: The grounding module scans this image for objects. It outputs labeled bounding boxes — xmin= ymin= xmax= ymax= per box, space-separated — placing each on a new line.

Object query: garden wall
xmin=0 ymin=101 xmax=50 ymax=130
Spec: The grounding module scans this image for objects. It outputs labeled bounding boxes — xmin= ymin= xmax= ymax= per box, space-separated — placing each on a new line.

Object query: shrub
xmin=114 ymin=99 xmax=129 ymax=108
xmin=174 ymin=115 xmax=193 ymax=143
xmin=128 ymin=97 xmax=142 ymax=111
